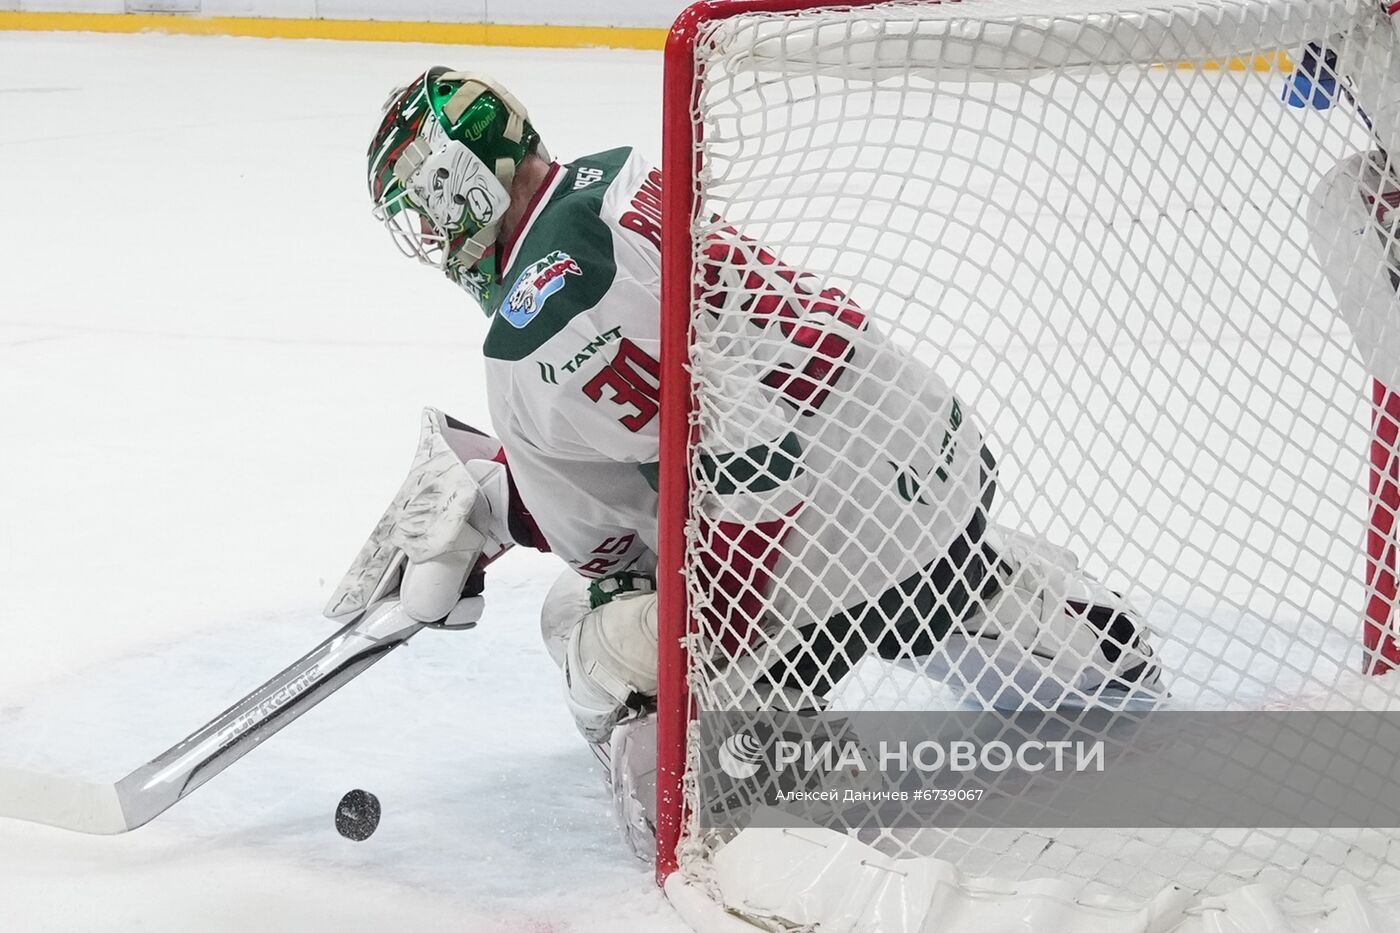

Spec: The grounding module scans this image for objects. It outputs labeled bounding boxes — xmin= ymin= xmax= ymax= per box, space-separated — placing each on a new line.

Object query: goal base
xmin=664 ymin=825 xmax=1400 ymax=933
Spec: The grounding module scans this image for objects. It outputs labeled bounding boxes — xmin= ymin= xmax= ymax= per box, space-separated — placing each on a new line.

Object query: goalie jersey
xmin=481 ymin=147 xmax=986 ymax=644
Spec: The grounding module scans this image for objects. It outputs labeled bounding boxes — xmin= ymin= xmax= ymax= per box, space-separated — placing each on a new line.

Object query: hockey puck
xmin=335 ymin=789 xmax=381 ymax=841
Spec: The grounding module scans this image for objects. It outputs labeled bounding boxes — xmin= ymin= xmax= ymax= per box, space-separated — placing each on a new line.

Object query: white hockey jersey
xmin=480 ymin=148 xmax=667 ymax=579
xmin=478 ymin=147 xmax=986 ymax=649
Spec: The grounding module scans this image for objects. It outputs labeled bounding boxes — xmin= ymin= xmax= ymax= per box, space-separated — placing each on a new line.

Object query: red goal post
xmin=656 ymin=0 xmax=865 ymax=880
xmin=655 ymin=0 xmax=1400 ymax=891
xmin=1369 ymin=380 xmax=1400 ymax=675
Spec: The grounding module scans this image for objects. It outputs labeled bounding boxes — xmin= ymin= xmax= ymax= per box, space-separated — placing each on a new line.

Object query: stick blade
xmin=0 ymin=765 xmax=129 ymax=834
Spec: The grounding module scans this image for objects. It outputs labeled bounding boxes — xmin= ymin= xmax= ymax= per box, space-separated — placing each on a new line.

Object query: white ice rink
xmin=9 ymin=17 xmax=1400 ymax=933
xmin=0 ymin=31 xmax=688 ymax=933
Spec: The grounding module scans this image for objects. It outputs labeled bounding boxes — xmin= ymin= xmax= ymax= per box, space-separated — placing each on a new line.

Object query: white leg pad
xmin=540 ymin=567 xmax=591 ymax=670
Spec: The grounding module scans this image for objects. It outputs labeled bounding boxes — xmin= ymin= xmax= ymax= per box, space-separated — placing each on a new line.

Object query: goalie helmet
xmin=367 ymin=67 xmax=543 ymax=308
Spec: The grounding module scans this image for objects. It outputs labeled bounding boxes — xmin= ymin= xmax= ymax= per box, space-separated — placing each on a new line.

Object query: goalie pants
xmin=771 ymin=445 xmax=1002 ymax=700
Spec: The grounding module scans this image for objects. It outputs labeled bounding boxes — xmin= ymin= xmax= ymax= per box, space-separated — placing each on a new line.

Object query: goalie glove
xmin=1282 ymin=43 xmax=1344 ymax=111
xmin=562 ymin=576 xmax=659 ymax=743
xmin=325 ymin=407 xmax=518 ymax=625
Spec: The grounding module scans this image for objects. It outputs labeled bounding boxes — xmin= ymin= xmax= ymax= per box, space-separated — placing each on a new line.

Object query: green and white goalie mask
xmin=380 ymin=122 xmax=508 ymax=269
xmin=367 ymin=68 xmax=542 ymax=308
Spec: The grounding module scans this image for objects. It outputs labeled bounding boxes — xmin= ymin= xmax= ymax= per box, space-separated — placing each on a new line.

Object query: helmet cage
xmin=371 ymin=128 xmax=510 ymax=271
xmin=368 ymin=69 xmax=541 ymax=285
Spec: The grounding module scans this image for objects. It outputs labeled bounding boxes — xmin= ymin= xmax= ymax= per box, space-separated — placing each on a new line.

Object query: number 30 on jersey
xmin=582 ymin=338 xmax=661 ymax=432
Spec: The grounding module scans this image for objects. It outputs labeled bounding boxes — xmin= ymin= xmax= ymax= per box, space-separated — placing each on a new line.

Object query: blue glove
xmin=1283 ymin=42 xmax=1340 ymax=110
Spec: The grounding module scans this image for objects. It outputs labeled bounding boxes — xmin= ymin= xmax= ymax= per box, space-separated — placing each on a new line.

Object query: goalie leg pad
xmin=563 ymin=592 xmax=659 ymax=743
xmin=540 ymin=568 xmax=592 ymax=670
xmin=926 ymin=528 xmax=1163 ymax=708
xmin=603 ymin=714 xmax=658 ymax=861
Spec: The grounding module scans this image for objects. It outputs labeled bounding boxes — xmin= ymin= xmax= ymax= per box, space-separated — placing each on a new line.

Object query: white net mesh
xmin=670 ymin=0 xmax=1400 ymax=913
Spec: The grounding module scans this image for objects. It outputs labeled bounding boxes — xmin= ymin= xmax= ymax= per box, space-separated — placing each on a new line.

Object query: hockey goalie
xmin=334 ymin=67 xmax=1164 ymax=855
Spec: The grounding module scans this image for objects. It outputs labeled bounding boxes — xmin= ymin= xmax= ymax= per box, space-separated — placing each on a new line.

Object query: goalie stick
xmin=0 ymin=599 xmax=429 ymax=835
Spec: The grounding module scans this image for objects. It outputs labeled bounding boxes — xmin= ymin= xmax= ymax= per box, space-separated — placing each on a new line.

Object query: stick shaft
xmin=1 ymin=601 xmax=422 ymax=834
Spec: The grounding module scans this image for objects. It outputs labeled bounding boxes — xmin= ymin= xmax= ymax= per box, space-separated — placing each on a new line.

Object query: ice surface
xmin=2 ymin=19 xmax=1397 ymax=932
xmin=0 ymin=31 xmax=684 ymax=932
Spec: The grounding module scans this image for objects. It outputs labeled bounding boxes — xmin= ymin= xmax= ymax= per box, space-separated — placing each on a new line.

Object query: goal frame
xmin=654 ymin=0 xmax=1400 ymax=886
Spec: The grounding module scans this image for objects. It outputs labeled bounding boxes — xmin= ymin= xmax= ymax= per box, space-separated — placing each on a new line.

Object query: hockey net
xmin=656 ymin=0 xmax=1400 ymax=928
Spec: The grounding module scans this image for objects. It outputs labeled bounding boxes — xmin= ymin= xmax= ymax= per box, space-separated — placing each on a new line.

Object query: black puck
xmin=335 ymin=789 xmax=380 ymax=841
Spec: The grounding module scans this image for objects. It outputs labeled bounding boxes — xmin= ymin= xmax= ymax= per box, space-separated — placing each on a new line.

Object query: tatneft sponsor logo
xmin=217 ymin=665 xmax=322 ymax=742
xmin=720 ymin=736 xmax=1106 ymax=776
xmin=538 ymin=325 xmax=623 ymax=384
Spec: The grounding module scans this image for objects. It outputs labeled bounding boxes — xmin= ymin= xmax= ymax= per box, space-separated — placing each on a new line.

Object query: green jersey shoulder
xmin=483 ymin=147 xmax=659 ymax=361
